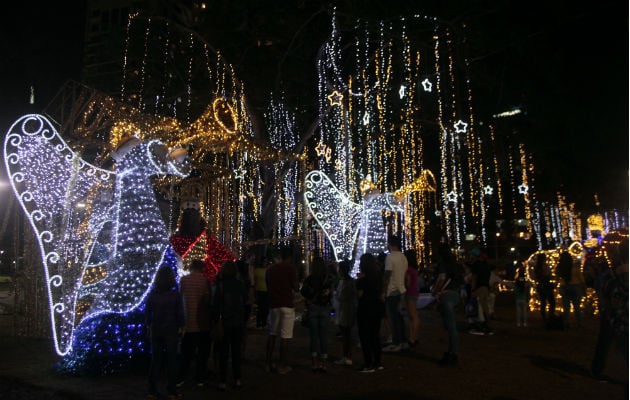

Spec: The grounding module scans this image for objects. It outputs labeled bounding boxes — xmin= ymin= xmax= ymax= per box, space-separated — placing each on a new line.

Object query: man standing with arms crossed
xmin=265 ymin=246 xmax=299 ymax=374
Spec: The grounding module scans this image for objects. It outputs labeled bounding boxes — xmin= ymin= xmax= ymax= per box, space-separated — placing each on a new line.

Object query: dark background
xmin=0 ymin=0 xmax=627 ymax=213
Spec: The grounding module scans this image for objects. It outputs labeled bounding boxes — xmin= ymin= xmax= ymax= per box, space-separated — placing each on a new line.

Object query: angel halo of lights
xmin=4 ymin=114 xmax=190 ymax=356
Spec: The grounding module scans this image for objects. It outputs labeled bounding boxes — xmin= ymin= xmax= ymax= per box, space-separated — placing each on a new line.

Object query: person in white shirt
xmin=382 ymin=235 xmax=408 ymax=352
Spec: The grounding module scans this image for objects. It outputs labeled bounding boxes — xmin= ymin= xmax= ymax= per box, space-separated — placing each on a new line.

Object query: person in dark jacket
xmin=214 ymin=260 xmax=248 ymax=390
xmin=145 ymin=265 xmax=185 ymax=400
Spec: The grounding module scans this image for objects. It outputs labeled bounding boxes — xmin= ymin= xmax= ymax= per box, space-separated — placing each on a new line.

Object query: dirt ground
xmin=0 ymin=292 xmax=627 ymax=400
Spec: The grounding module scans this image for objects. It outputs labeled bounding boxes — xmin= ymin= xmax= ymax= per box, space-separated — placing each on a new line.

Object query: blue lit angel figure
xmin=3 ymin=114 xmax=190 ymax=357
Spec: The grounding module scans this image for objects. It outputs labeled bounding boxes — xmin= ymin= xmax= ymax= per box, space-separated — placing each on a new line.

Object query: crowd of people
xmin=143 ymin=235 xmax=629 ymax=399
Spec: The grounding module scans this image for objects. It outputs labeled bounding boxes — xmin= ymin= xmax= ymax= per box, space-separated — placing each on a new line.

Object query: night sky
xmin=0 ymin=1 xmax=627 ymax=213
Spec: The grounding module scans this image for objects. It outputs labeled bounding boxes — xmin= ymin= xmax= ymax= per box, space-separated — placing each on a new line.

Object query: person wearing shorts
xmin=265 ymin=246 xmax=298 ymax=374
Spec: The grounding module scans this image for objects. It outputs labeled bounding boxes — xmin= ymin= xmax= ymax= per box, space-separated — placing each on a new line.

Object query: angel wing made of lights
xmin=4 ymin=114 xmax=190 ymax=355
xmin=304 ymin=170 xmax=362 ymax=261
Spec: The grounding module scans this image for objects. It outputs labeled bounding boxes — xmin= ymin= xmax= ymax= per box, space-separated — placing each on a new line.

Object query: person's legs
xmin=560 ymin=285 xmax=570 ymax=326
xmin=177 ymin=332 xmax=194 ymax=383
xmin=439 ymin=290 xmax=459 ymax=356
xmin=195 ymin=331 xmax=211 ymax=383
xmin=406 ymin=297 xmax=419 ymax=343
xmin=385 ymin=294 xmax=403 ymax=345
xmin=165 ymin=334 xmax=179 ymax=395
xmin=357 ymin=314 xmax=373 ymax=367
xmin=148 ymin=335 xmax=163 ymax=395
xmin=318 ymin=306 xmax=329 ymax=359
xmin=266 ymin=308 xmax=280 ymax=369
xmin=256 ymin=291 xmax=268 ymax=328
xmin=218 ymin=331 xmax=229 ymax=384
xmin=231 ymin=327 xmax=244 ymax=380
xmin=308 ymin=306 xmax=321 ymax=366
xmin=340 ymin=325 xmax=352 ymax=358
xmin=591 ymin=317 xmax=613 ymax=378
xmin=278 ymin=307 xmax=295 ymax=369
xmin=370 ymin=313 xmax=382 ymax=367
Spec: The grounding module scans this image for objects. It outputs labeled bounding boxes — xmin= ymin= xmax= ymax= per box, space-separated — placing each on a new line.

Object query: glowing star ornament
xmin=3 ymin=114 xmax=190 ymax=356
xmin=446 ymin=191 xmax=458 ymax=203
xmin=518 ymin=184 xmax=529 ymax=194
xmin=421 ymin=78 xmax=432 ymax=92
xmin=453 ymin=120 xmax=468 ymax=133
xmin=484 ymin=185 xmax=494 ymax=195
xmin=234 ymin=165 xmax=246 ymax=180
xmin=327 ymin=90 xmax=344 ymax=106
xmin=363 ymin=112 xmax=370 ymax=126
xmin=315 ymin=141 xmax=332 ymax=162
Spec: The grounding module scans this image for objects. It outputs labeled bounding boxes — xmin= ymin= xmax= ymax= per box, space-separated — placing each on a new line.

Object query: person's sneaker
xmin=264 ymin=364 xmax=277 ymax=373
xmin=334 ymin=357 xmax=353 ymax=366
xmin=375 ymin=364 xmax=384 ymax=371
xmin=277 ymin=365 xmax=293 ymax=375
xmin=484 ymin=328 xmax=494 ymax=336
xmin=400 ymin=342 xmax=410 ymax=350
xmin=217 ymin=382 xmax=227 ymax=391
xmin=359 ymin=367 xmax=375 ymax=373
xmin=196 ymin=381 xmax=207 ymax=388
xmin=382 ymin=344 xmax=401 ymax=352
xmin=235 ymin=379 xmax=242 ymax=388
xmin=175 ymin=380 xmax=185 ymax=388
xmin=468 ymin=328 xmax=485 ymax=336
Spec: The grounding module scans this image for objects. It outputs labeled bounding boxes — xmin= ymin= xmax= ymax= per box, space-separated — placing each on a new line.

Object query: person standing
xmin=404 ymin=250 xmax=421 ymax=347
xmin=301 ymin=256 xmax=333 ymax=372
xmin=382 ymin=235 xmax=408 ymax=352
xmin=433 ymin=242 xmax=464 ymax=367
xmin=591 ymin=238 xmax=629 ymax=381
xmin=334 ymin=260 xmax=357 ymax=366
xmin=265 ymin=246 xmax=299 ymax=374
xmin=469 ymin=248 xmax=494 ymax=335
xmin=253 ymin=257 xmax=269 ymax=329
xmin=557 ymin=250 xmax=585 ymax=328
xmin=513 ymin=261 xmax=531 ymax=327
xmin=177 ymin=259 xmax=212 ymax=388
xmin=534 ymin=253 xmax=556 ymax=326
xmin=213 ymin=260 xmax=248 ymax=390
xmin=356 ymin=254 xmax=384 ymax=372
xmin=146 ymin=265 xmax=185 ymax=400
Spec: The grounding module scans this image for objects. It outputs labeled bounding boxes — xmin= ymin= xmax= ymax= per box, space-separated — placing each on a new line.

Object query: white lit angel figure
xmin=304 ymin=171 xmax=403 ymax=276
xmin=3 ymin=114 xmax=190 ymax=356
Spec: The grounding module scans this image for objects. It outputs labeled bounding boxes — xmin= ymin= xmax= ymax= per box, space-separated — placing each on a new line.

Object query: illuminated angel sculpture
xmin=4 ymin=114 xmax=190 ymax=356
xmin=304 ymin=171 xmax=404 ymax=273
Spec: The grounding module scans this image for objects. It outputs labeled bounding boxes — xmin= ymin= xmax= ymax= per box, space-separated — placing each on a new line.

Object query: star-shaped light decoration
xmin=518 ymin=184 xmax=529 ymax=194
xmin=421 ymin=78 xmax=432 ymax=92
xmin=335 ymin=159 xmax=344 ymax=170
xmin=484 ymin=185 xmax=493 ymax=195
xmin=315 ymin=141 xmax=332 ymax=162
xmin=363 ymin=112 xmax=370 ymax=126
xmin=434 ymin=210 xmax=442 ymax=217
xmin=399 ymin=85 xmax=406 ymax=99
xmin=446 ymin=191 xmax=458 ymax=203
xmin=234 ymin=165 xmax=246 ymax=180
xmin=327 ymin=90 xmax=344 ymax=106
xmin=454 ymin=120 xmax=468 ymax=133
